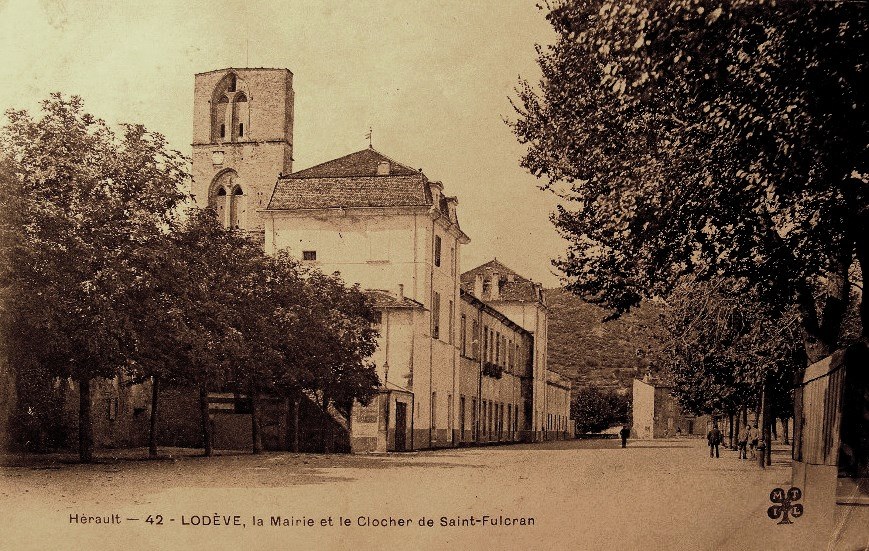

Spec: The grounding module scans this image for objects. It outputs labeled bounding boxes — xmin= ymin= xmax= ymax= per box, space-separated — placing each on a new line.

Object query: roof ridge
xmin=366 ymin=147 xmax=421 ymax=177
xmin=285 ymin=148 xmax=423 ymax=179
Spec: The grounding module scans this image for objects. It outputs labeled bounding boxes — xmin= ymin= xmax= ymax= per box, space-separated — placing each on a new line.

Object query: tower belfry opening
xmin=192 ymin=68 xmax=295 ymax=232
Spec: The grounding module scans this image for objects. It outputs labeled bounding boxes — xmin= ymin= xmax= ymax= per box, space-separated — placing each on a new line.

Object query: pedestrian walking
xmin=748 ymin=424 xmax=759 ymax=460
xmin=619 ymin=425 xmax=630 ymax=448
xmin=737 ymin=425 xmax=749 ymax=460
xmin=707 ymin=424 xmax=721 ymax=458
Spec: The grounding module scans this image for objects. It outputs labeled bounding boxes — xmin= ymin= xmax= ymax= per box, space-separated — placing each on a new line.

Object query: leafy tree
xmin=653 ymin=278 xmax=801 ymax=432
xmin=571 ymin=386 xmax=629 ymax=434
xmin=0 ymin=95 xmax=186 ymax=462
xmin=512 ymin=0 xmax=866 ymax=350
xmin=512 ymin=0 xmax=866 ymax=461
xmin=297 ymin=269 xmax=380 ymax=452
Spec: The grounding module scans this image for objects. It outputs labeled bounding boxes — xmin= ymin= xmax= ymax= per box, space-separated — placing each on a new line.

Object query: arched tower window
xmin=211 ymin=73 xmax=250 ymax=144
xmin=209 ymin=170 xmax=246 ymax=229
xmin=212 ymin=95 xmax=229 ymax=143
xmin=229 ymin=186 xmax=244 ymax=229
xmin=232 ymin=92 xmax=248 ymax=141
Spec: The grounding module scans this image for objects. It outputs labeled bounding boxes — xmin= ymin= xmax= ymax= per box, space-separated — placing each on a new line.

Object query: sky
xmin=0 ymin=0 xmax=568 ymax=286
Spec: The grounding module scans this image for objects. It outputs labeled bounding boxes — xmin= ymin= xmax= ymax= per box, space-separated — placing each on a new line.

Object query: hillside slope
xmin=544 ymin=288 xmax=661 ymax=394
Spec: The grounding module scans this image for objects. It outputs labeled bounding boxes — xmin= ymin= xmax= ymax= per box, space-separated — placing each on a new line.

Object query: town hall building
xmin=189 ymin=67 xmax=570 ymax=452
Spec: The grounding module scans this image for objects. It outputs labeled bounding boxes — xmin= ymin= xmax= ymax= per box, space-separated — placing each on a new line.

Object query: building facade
xmin=49 ymin=67 xmax=570 ymax=455
xmin=186 ymin=66 xmax=571 ymax=453
xmin=460 ymin=260 xmax=552 ymax=438
xmin=632 ymin=376 xmax=710 ymax=439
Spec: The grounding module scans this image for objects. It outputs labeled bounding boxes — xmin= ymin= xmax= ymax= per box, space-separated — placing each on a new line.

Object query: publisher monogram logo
xmin=767 ymin=487 xmax=803 ymax=525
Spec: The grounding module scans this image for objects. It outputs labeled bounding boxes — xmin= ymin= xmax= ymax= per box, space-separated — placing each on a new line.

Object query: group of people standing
xmin=707 ymin=423 xmax=760 ymax=459
xmin=617 ymin=422 xmax=761 ymax=459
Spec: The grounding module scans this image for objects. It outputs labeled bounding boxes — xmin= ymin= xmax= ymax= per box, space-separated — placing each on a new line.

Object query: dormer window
xmin=376 ymin=160 xmax=390 ymax=175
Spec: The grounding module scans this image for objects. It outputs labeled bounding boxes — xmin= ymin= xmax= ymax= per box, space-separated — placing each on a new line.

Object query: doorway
xmin=395 ymin=401 xmax=407 ymax=452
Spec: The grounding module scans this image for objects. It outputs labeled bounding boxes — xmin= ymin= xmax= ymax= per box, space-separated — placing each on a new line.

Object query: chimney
xmin=430 ymin=181 xmax=444 ymax=210
xmin=474 ymin=273 xmax=484 ymax=298
xmin=397 ymin=283 xmax=404 ymax=299
xmin=491 ymin=272 xmax=500 ymax=300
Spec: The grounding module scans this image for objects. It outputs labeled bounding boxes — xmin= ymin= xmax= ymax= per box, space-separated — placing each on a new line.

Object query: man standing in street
xmin=738 ymin=424 xmax=749 ymax=460
xmin=748 ymin=424 xmax=759 ymax=460
xmin=619 ymin=425 xmax=630 ymax=448
xmin=707 ymin=424 xmax=721 ymax=458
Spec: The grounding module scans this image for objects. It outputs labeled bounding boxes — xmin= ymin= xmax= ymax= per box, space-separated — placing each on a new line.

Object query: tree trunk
xmin=760 ymin=378 xmax=773 ymax=467
xmin=782 ymin=417 xmax=789 ymax=445
xmin=78 ymin=378 xmax=94 ymax=463
xmin=733 ymin=410 xmax=742 ymax=452
xmin=148 ymin=376 xmax=160 ymax=458
xmin=293 ymin=397 xmax=300 ymax=453
xmin=198 ymin=382 xmax=213 ymax=457
xmin=250 ymin=382 xmax=262 ymax=454
xmin=728 ymin=412 xmax=734 ymax=449
xmin=321 ymin=394 xmax=332 ymax=454
xmin=758 ymin=384 xmax=767 ymax=469
xmin=771 ymin=417 xmax=778 ymax=441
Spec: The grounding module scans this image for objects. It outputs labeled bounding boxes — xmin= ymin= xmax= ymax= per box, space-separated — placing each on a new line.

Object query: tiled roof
xmin=364 ymin=289 xmax=425 ymax=309
xmin=288 ymin=148 xmax=420 ymax=179
xmin=266 ymin=148 xmax=433 ymax=210
xmin=267 ymin=175 xmax=431 ymax=210
xmin=460 ymin=259 xmax=542 ymax=303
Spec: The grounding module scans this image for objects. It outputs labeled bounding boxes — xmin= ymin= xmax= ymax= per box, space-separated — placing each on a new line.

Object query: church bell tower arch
xmin=191 ymin=68 xmax=294 ymax=232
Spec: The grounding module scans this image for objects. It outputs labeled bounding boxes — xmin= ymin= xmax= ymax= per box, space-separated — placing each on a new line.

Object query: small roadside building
xmin=631 ymin=376 xmax=711 ymax=438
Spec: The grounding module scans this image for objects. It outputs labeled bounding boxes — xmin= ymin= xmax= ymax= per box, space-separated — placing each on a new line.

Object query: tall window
xmin=489 ymin=329 xmax=494 ymax=362
xmin=431 ymin=392 xmax=437 ymax=430
xmin=495 ymin=331 xmax=500 ymax=365
xmin=209 ymin=170 xmax=244 ymax=229
xmin=447 ymin=393 xmax=453 ymax=433
xmin=472 ymin=320 xmax=479 ymax=358
xmin=460 ymin=314 xmax=467 ymax=356
xmin=211 ymin=72 xmax=249 ymax=144
xmin=482 ymin=326 xmax=488 ymax=361
xmin=434 ymin=235 xmax=442 ymax=267
xmin=229 ymin=186 xmax=243 ymax=228
xmin=448 ymin=300 xmax=454 ymax=344
xmin=471 ymin=398 xmax=477 ymax=440
xmin=432 ymin=292 xmax=441 ymax=340
xmin=460 ymin=396 xmax=466 ymax=440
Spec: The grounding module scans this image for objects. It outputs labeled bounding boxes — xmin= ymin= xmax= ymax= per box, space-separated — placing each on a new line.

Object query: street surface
xmin=0 ymin=438 xmax=856 ymax=550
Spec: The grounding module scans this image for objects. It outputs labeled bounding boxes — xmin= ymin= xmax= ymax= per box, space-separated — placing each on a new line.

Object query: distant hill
xmin=544 ymin=288 xmax=661 ymax=395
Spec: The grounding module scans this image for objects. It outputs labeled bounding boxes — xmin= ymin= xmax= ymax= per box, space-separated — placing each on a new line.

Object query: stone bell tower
xmin=191 ymin=68 xmax=294 ymax=231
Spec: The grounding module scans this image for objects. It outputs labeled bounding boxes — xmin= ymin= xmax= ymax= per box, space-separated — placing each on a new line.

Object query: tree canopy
xmin=652 ymin=277 xmax=801 ymax=418
xmin=1 ymin=95 xmax=381 ymax=460
xmin=512 ymin=1 xmax=867 ymax=362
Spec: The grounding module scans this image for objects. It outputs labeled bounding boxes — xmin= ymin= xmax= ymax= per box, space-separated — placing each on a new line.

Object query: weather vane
xmin=365 ymin=126 xmax=372 ymax=148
